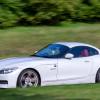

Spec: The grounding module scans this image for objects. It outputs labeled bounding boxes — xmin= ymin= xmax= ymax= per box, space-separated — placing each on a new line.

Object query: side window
xmin=70 ymin=46 xmax=87 ymax=58
xmin=70 ymin=46 xmax=99 ymax=58
xmin=35 ymin=44 xmax=70 ymax=58
xmin=50 ymin=45 xmax=69 ymax=58
xmin=87 ymin=47 xmax=99 ymax=56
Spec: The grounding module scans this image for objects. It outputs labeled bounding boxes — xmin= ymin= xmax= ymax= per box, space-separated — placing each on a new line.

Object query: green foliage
xmin=20 ymin=0 xmax=73 ymax=25
xmin=20 ymin=0 xmax=81 ymax=25
xmin=74 ymin=0 xmax=100 ymax=22
xmin=0 ymin=0 xmax=23 ymax=28
xmin=0 ymin=0 xmax=100 ymax=27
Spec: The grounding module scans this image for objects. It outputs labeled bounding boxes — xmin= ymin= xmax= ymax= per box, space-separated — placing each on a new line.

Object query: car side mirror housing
xmin=34 ymin=51 xmax=38 ymax=53
xmin=65 ymin=53 xmax=74 ymax=59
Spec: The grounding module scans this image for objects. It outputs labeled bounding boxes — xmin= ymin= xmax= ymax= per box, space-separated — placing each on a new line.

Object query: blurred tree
xmin=0 ymin=0 xmax=23 ymax=28
xmin=0 ymin=0 xmax=100 ymax=28
xmin=74 ymin=0 xmax=100 ymax=22
xmin=19 ymin=0 xmax=80 ymax=25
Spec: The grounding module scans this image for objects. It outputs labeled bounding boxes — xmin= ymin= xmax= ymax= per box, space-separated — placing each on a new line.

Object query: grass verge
xmin=0 ymin=22 xmax=100 ymax=58
xmin=0 ymin=84 xmax=100 ymax=100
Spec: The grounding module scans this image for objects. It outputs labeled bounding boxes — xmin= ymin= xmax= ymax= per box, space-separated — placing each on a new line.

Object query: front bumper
xmin=0 ymin=69 xmax=21 ymax=88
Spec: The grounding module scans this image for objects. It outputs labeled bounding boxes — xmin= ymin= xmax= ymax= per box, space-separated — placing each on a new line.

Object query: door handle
xmin=54 ymin=64 xmax=57 ymax=67
xmin=84 ymin=60 xmax=90 ymax=62
xmin=50 ymin=64 xmax=57 ymax=70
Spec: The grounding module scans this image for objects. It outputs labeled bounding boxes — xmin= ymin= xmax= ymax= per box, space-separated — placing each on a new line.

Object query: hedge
xmin=0 ymin=0 xmax=100 ymax=28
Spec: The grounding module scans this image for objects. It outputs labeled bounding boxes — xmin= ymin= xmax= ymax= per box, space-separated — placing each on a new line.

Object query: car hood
xmin=0 ymin=57 xmax=47 ymax=67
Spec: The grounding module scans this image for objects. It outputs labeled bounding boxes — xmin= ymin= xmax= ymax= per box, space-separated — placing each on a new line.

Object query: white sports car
xmin=0 ymin=42 xmax=100 ymax=88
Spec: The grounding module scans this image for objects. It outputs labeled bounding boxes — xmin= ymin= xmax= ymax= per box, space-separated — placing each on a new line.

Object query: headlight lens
xmin=0 ymin=67 xmax=18 ymax=74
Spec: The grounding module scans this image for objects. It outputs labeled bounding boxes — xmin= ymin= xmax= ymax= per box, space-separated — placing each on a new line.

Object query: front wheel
xmin=17 ymin=69 xmax=40 ymax=88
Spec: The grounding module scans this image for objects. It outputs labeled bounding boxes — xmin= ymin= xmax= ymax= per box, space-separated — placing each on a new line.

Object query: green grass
xmin=0 ymin=23 xmax=100 ymax=100
xmin=0 ymin=22 xmax=100 ymax=58
xmin=0 ymin=84 xmax=100 ymax=100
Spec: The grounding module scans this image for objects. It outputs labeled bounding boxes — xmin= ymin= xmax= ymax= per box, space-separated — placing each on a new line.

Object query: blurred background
xmin=0 ymin=0 xmax=100 ymax=58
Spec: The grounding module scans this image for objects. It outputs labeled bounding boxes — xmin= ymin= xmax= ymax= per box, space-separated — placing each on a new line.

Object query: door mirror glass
xmin=65 ymin=53 xmax=74 ymax=59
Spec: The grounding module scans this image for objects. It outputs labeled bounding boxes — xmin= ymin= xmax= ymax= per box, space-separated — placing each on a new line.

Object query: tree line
xmin=0 ymin=0 xmax=100 ymax=28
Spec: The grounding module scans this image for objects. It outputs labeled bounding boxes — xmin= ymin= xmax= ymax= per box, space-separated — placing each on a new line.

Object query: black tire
xmin=17 ymin=69 xmax=40 ymax=88
xmin=96 ymin=69 xmax=100 ymax=83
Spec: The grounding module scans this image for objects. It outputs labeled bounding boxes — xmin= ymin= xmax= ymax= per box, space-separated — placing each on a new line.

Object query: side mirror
xmin=65 ymin=53 xmax=74 ymax=59
xmin=34 ymin=51 xmax=38 ymax=53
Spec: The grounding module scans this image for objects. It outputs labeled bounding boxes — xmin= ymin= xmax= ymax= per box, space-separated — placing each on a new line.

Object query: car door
xmin=35 ymin=44 xmax=70 ymax=82
xmin=39 ymin=60 xmax=58 ymax=82
xmin=57 ymin=46 xmax=93 ymax=81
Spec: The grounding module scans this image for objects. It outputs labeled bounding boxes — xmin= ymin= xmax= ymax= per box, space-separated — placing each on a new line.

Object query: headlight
xmin=0 ymin=67 xmax=18 ymax=74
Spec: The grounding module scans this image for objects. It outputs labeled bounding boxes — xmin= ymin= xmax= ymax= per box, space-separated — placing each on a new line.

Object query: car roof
xmin=54 ymin=42 xmax=96 ymax=48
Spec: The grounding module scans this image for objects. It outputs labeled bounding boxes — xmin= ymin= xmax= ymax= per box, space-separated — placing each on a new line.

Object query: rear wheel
xmin=17 ymin=69 xmax=40 ymax=88
xmin=96 ymin=69 xmax=100 ymax=83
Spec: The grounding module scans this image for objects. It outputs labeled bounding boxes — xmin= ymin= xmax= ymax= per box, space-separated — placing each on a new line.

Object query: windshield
xmin=34 ymin=44 xmax=69 ymax=58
